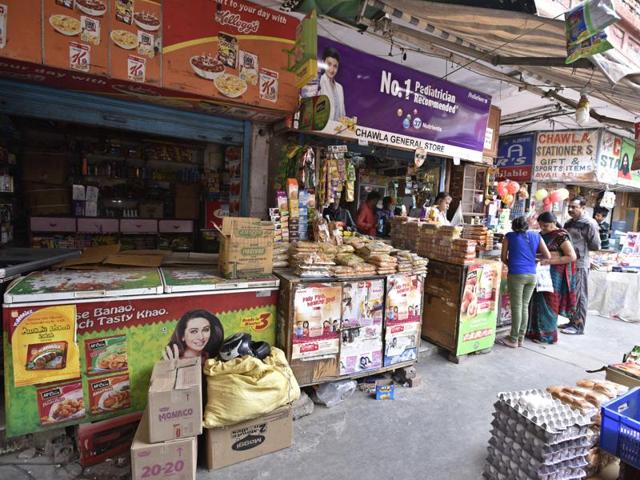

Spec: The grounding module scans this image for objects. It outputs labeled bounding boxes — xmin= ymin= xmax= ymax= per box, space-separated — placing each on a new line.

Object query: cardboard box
xmin=218 ymin=217 xmax=273 ymax=279
xmin=131 ymin=411 xmax=197 ymax=480
xmin=25 ymin=182 xmax=70 ymax=216
xmin=205 ymin=407 xmax=293 ymax=471
xmin=606 ymin=366 xmax=640 ymax=388
xmin=147 ymin=358 xmax=203 ymax=443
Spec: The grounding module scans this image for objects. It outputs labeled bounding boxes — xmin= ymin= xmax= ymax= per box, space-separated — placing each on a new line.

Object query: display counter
xmin=588 ymin=270 xmax=640 ymax=322
xmin=274 ymin=269 xmax=424 ymax=386
xmin=2 ymin=268 xmax=279 ymax=437
xmin=421 ymin=259 xmax=502 ymax=362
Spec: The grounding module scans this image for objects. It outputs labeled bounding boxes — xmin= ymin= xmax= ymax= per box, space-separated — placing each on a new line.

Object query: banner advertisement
xmin=617 ymin=137 xmax=640 ymax=188
xmin=3 ymin=291 xmax=277 ymax=437
xmin=385 ymin=274 xmax=424 ymax=326
xmin=597 ymin=130 xmax=622 ymax=184
xmin=533 ymin=130 xmax=599 ymax=182
xmin=495 ymin=133 xmax=535 ymax=182
xmin=0 ymin=0 xmax=42 ymax=63
xmin=457 ymin=261 xmax=501 ymax=356
xmin=298 ymin=37 xmax=492 ymax=161
xmin=163 ymin=0 xmax=299 ymax=113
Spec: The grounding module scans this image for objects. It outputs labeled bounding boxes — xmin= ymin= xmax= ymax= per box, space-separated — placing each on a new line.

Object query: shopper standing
xmin=498 ymin=216 xmax=551 ymax=348
xmin=561 ymin=196 xmax=601 ymax=335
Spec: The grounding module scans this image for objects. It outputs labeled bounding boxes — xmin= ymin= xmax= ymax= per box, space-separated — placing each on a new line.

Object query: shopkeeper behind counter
xmin=423 ymin=191 xmax=455 ymax=226
xmin=356 ymin=191 xmax=381 ymax=236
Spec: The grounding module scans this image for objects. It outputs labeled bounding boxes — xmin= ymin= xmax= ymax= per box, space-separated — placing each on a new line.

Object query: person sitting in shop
xmin=377 ymin=196 xmax=396 ymax=237
xmin=423 ymin=191 xmax=453 ymax=226
xmin=323 ymin=198 xmax=357 ymax=230
xmin=356 ymin=191 xmax=381 ymax=236
xmin=593 ymin=206 xmax=610 ymax=250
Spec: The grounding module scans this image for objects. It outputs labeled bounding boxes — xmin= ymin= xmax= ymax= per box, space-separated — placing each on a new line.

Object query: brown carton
xmin=218 ymin=217 xmax=273 ymax=279
xmin=131 ymin=410 xmax=197 ymax=480
xmin=147 ymin=358 xmax=202 ymax=443
xmin=205 ymin=407 xmax=292 ymax=470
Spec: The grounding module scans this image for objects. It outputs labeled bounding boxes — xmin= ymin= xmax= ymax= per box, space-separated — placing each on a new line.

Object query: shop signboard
xmin=298 ymin=37 xmax=492 ymax=162
xmin=532 ymin=129 xmax=599 ymax=182
xmin=495 ymin=133 xmax=535 ymax=182
xmin=291 ymin=283 xmax=341 ymax=360
xmin=3 ymin=282 xmax=277 ymax=437
xmin=457 ymin=261 xmax=501 ymax=356
xmin=617 ymin=137 xmax=640 ymax=188
xmin=0 ymin=0 xmax=42 ymax=63
xmin=597 ymin=129 xmax=623 ymax=184
xmin=163 ymin=0 xmax=299 ymax=113
xmin=108 ymin=0 xmax=162 ymax=85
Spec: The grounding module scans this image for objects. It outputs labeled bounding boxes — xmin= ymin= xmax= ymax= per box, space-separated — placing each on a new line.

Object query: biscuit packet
xmin=10 ymin=305 xmax=80 ymax=387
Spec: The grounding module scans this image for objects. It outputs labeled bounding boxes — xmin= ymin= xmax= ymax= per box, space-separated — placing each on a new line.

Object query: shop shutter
xmin=0 ymin=80 xmax=245 ymax=145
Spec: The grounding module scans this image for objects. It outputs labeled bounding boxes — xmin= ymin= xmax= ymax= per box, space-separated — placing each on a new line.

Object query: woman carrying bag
xmin=527 ymin=212 xmax=577 ymax=344
xmin=499 ymin=216 xmax=551 ymax=348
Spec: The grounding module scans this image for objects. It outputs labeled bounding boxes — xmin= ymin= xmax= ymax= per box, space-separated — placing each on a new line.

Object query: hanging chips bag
xmin=566 ymin=30 xmax=614 ymax=64
xmin=565 ymin=0 xmax=619 ymax=45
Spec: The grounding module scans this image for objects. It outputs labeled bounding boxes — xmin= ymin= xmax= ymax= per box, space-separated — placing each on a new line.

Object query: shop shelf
xmin=600 ymin=387 xmax=640 ymax=469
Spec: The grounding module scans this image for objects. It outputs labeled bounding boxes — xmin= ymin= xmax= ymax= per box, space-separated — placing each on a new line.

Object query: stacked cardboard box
xmin=131 ymin=358 xmax=203 ymax=480
xmin=218 ymin=217 xmax=274 ymax=279
xmin=416 ymin=224 xmax=476 ymax=265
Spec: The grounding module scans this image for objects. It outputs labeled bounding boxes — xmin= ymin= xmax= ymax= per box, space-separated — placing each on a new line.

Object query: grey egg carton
xmin=484 ymin=460 xmax=587 ymax=480
xmin=487 ymin=443 xmax=588 ymax=474
xmin=492 ymin=411 xmax=590 ymax=445
xmin=490 ymin=426 xmax=593 ymax=457
xmin=495 ymin=390 xmax=594 ymax=431
xmin=489 ymin=433 xmax=590 ymax=465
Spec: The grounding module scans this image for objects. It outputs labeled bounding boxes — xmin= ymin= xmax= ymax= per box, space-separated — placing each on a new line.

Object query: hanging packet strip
xmin=566 ymin=29 xmax=614 ymax=64
xmin=565 ymin=0 xmax=620 ymax=46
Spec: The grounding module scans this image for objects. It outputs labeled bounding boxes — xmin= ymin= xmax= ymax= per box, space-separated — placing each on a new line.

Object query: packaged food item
xmin=259 ymin=68 xmax=279 ymax=103
xmin=239 ymin=50 xmax=259 ymax=86
xmin=80 ymin=15 xmax=101 ymax=46
xmin=565 ymin=0 xmax=619 ymax=45
xmin=37 ymin=381 xmax=85 ymax=425
xmin=137 ymin=31 xmax=154 ymax=58
xmin=115 ymin=0 xmax=133 ymax=24
xmin=217 ymin=32 xmax=238 ymax=69
xmin=88 ymin=374 xmax=131 ymax=415
xmin=26 ymin=341 xmax=68 ymax=370
xmin=85 ymin=335 xmax=128 ymax=375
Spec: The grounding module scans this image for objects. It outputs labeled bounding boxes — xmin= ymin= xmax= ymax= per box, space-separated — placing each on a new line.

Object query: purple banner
xmin=300 ymin=37 xmax=492 ymax=161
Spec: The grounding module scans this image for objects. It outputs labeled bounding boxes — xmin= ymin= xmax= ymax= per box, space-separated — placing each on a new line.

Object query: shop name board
xmin=298 ymin=37 xmax=492 ymax=161
xmin=495 ymin=133 xmax=535 ymax=182
xmin=532 ymin=130 xmax=599 ymax=182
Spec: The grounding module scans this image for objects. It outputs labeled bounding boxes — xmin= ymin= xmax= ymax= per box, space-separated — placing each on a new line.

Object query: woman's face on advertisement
xmin=325 ymin=56 xmax=339 ymax=80
xmin=182 ymin=317 xmax=211 ymax=353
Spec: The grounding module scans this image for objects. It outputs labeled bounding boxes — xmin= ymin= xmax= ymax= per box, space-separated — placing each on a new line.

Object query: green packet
xmin=566 ymin=30 xmax=613 ymax=64
xmin=565 ymin=0 xmax=619 ymax=45
xmin=84 ymin=335 xmax=128 ymax=375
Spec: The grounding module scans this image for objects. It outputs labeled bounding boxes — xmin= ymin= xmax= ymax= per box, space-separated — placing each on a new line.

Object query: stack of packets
xmin=289 ymin=241 xmax=336 ymax=277
xmin=273 ymin=242 xmax=290 ymax=269
xmin=367 ymin=254 xmax=398 ymax=275
xmin=417 ymin=224 xmax=477 ymax=265
xmin=395 ymin=250 xmax=428 ymax=275
xmin=546 ymin=379 xmax=628 ymax=477
xmin=275 ymin=193 xmax=290 ymax=243
xmin=390 ymin=217 xmax=423 ymax=252
xmin=462 ymin=225 xmax=494 ymax=252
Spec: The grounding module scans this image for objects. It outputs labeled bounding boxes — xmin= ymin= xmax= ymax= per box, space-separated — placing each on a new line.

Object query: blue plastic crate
xmin=601 ymin=387 xmax=640 ymax=470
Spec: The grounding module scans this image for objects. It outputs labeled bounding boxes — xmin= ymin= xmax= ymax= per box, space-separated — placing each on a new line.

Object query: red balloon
xmin=548 ymin=191 xmax=561 ymax=203
xmin=496 ymin=183 xmax=507 ymax=197
xmin=507 ymin=181 xmax=519 ymax=195
xmin=543 ymin=197 xmax=552 ymax=206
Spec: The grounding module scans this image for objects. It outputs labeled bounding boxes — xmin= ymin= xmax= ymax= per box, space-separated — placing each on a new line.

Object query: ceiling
xmin=258 ymin=0 xmax=638 ymax=139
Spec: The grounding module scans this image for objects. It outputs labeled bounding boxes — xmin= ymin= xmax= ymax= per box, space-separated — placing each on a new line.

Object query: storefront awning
xmin=367 ymin=0 xmax=640 ymax=114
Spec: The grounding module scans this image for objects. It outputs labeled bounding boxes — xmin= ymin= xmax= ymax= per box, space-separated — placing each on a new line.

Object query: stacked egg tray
xmin=484 ymin=390 xmax=595 ymax=480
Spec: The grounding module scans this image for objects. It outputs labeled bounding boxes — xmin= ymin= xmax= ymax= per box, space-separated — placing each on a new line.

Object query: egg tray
xmin=486 ymin=448 xmax=588 ymax=480
xmin=484 ymin=461 xmax=586 ymax=480
xmin=496 ymin=390 xmax=594 ymax=432
xmin=490 ymin=426 xmax=594 ymax=457
xmin=492 ymin=411 xmax=590 ymax=445
xmin=487 ymin=442 xmax=588 ymax=474
xmin=489 ymin=431 xmax=591 ymax=465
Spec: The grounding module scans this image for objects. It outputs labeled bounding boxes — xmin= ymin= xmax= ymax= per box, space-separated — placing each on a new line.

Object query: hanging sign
xmin=298 ymin=37 xmax=492 ymax=161
xmin=532 ymin=130 xmax=599 ymax=182
xmin=597 ymin=129 xmax=622 ymax=184
xmin=495 ymin=133 xmax=535 ymax=182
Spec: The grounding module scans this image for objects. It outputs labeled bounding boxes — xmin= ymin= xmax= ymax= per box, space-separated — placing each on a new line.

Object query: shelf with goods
xmin=0 ymin=146 xmax=17 ymax=246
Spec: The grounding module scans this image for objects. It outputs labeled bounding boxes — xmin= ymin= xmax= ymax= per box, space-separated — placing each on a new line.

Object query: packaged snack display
xmin=88 ymin=373 xmax=131 ymax=415
xmin=26 ymin=341 xmax=68 ymax=370
xmin=37 ymin=381 xmax=85 ymax=426
xmin=85 ymin=335 xmax=128 ymax=375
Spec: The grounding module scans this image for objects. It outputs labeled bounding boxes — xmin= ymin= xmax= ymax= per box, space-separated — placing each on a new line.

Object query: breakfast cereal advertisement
xmin=3 ymin=280 xmax=278 ymax=437
xmin=457 ymin=261 xmax=501 ymax=356
xmin=44 ymin=0 xmax=109 ymax=75
xmin=0 ymin=0 xmax=43 ymax=63
xmin=292 ymin=283 xmax=342 ymax=360
xmin=109 ymin=0 xmax=162 ymax=85
xmin=385 ymin=274 xmax=424 ymax=326
xmin=163 ymin=0 xmax=299 ymax=112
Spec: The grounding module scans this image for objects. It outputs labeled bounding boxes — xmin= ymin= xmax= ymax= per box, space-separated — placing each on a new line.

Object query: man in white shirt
xmin=319 ymin=47 xmax=346 ymax=122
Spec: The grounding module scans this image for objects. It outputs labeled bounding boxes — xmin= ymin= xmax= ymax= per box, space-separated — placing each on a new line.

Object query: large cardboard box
xmin=205 ymin=407 xmax=293 ymax=470
xmin=147 ymin=358 xmax=203 ymax=443
xmin=218 ymin=217 xmax=273 ymax=279
xmin=131 ymin=411 xmax=197 ymax=480
xmin=606 ymin=366 xmax=640 ymax=388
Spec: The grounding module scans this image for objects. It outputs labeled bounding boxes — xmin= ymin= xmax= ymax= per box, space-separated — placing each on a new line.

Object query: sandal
xmin=497 ymin=337 xmax=518 ymax=348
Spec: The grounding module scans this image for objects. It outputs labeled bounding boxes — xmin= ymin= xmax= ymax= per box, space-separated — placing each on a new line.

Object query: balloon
xmin=535 ymin=189 xmax=549 ymax=201
xmin=548 ymin=191 xmax=562 ymax=203
xmin=496 ymin=182 xmax=507 ymax=197
xmin=543 ymin=197 xmax=552 ymax=206
xmin=557 ymin=188 xmax=570 ymax=201
xmin=503 ymin=194 xmax=514 ymax=205
xmin=507 ymin=181 xmax=519 ymax=195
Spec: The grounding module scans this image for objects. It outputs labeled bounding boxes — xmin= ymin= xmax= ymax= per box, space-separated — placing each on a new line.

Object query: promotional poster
xmin=495 ymin=133 xmax=535 ymax=182
xmin=385 ymin=274 xmax=424 ymax=326
xmin=340 ymin=279 xmax=384 ymax=329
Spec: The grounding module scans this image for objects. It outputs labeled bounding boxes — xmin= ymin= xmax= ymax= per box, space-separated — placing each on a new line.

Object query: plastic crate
xmin=601 ymin=387 xmax=640 ymax=470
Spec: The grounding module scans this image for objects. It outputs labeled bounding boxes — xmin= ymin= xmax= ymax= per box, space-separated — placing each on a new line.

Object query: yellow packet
xmin=10 ymin=306 xmax=80 ymax=387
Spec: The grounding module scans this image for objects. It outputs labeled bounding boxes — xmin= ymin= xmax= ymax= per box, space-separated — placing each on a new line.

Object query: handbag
xmin=535 ymin=264 xmax=554 ymax=292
